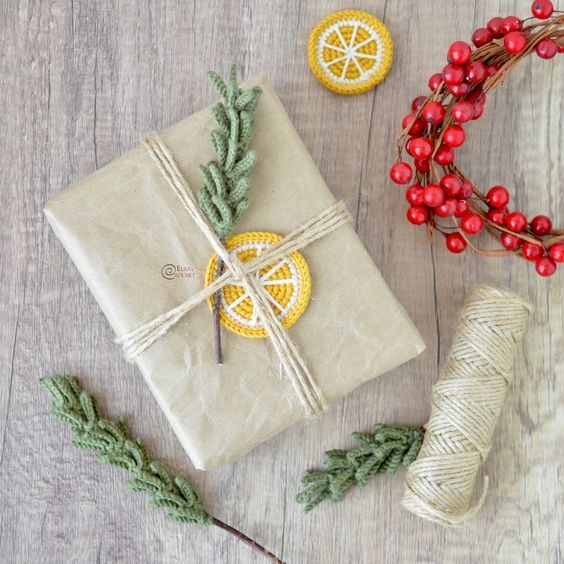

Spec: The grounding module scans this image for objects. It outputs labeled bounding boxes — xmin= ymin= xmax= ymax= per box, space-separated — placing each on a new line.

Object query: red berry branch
xmin=390 ymin=1 xmax=564 ymax=277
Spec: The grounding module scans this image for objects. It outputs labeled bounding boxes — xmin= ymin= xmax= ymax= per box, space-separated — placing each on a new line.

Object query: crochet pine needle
xmin=197 ymin=66 xmax=262 ymax=364
xmin=41 ymin=376 xmax=284 ymax=563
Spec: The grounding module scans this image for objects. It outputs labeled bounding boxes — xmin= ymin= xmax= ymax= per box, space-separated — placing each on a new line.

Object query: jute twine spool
xmin=402 ymin=285 xmax=533 ymax=526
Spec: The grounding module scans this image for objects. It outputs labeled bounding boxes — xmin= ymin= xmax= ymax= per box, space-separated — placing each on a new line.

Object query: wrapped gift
xmin=44 ymin=76 xmax=425 ymax=470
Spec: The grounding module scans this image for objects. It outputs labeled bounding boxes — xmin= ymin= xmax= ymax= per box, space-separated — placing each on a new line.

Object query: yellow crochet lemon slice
xmin=205 ymin=232 xmax=311 ymax=338
xmin=308 ymin=9 xmax=393 ymax=95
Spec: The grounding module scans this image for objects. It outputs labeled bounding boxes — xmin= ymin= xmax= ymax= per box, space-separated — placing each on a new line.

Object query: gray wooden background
xmin=1 ymin=1 xmax=562 ymax=562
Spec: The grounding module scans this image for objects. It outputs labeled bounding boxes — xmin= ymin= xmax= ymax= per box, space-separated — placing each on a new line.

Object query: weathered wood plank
xmin=0 ymin=0 xmax=562 ymax=562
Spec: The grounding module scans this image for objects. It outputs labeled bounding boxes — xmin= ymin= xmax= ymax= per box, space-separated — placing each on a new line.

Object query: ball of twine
xmin=402 ymin=285 xmax=533 ymax=526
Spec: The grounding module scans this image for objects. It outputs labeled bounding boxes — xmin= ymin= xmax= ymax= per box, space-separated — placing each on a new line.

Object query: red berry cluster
xmin=390 ymin=1 xmax=564 ymax=277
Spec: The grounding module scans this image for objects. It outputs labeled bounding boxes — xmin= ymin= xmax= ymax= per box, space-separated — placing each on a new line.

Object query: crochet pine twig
xmin=296 ymin=424 xmax=424 ymax=512
xmin=198 ymin=65 xmax=262 ymax=364
xmin=41 ymin=376 xmax=283 ymax=563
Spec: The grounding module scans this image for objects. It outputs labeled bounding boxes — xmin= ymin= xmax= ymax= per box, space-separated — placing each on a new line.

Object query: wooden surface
xmin=1 ymin=1 xmax=562 ymax=562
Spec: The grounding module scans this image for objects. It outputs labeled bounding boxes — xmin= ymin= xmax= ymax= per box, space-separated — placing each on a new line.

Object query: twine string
xmin=402 ymin=285 xmax=532 ymax=526
xmin=116 ymin=133 xmax=352 ymax=415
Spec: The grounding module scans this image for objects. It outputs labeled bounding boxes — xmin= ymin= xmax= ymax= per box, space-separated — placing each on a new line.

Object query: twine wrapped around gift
xmin=116 ymin=133 xmax=352 ymax=416
xmin=299 ymin=285 xmax=532 ymax=527
xmin=401 ymin=285 xmax=533 ymax=525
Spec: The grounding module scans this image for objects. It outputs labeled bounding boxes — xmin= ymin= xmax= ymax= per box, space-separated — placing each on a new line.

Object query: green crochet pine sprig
xmin=198 ymin=65 xmax=262 ymax=239
xmin=41 ymin=376 xmax=284 ymax=562
xmin=197 ymin=65 xmax=262 ymax=365
xmin=296 ymin=424 xmax=425 ymax=512
xmin=41 ymin=375 xmax=212 ymax=525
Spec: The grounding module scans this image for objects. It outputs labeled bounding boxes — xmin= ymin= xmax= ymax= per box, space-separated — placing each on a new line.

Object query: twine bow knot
xmin=116 ymin=133 xmax=351 ymax=416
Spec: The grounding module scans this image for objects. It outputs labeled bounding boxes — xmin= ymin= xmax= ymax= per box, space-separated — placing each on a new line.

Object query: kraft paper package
xmin=44 ymin=76 xmax=425 ymax=470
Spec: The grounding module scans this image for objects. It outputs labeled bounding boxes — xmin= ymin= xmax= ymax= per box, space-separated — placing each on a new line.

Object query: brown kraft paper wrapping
xmin=44 ymin=76 xmax=425 ymax=470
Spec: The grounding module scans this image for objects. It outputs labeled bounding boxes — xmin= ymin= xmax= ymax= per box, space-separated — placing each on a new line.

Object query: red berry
xmin=390 ymin=162 xmax=413 ymax=184
xmin=465 ymin=61 xmax=487 ymax=84
xmin=558 ymin=45 xmax=564 ymax=54
xmin=459 ymin=179 xmax=473 ymax=199
xmin=505 ymin=211 xmax=528 ymax=232
xmin=446 ymin=232 xmax=467 ymax=253
xmin=454 ymin=200 xmax=469 ymax=218
xmin=412 ymin=96 xmax=427 ymax=111
xmin=442 ymin=63 xmax=465 ymax=86
xmin=530 ymin=214 xmax=552 ymax=236
xmin=407 ymin=137 xmax=434 ymax=159
xmin=535 ymin=38 xmax=558 ymax=59
xmin=451 ymin=101 xmax=474 ymax=122
xmin=435 ymin=198 xmax=457 ymax=217
xmin=501 ymin=232 xmax=522 ymax=250
xmin=472 ymin=27 xmax=494 ymax=47
xmin=449 ymin=82 xmax=471 ymax=97
xmin=422 ymin=184 xmax=445 ymax=207
xmin=448 ymin=41 xmax=473 ymax=65
xmin=535 ymin=256 xmax=557 ymax=276
xmin=406 ymin=184 xmax=424 ymax=206
xmin=421 ymin=101 xmax=446 ymax=124
xmin=486 ymin=64 xmax=500 ymax=77
xmin=522 ymin=241 xmax=545 ymax=261
xmin=502 ymin=16 xmax=523 ymax=34
xmin=406 ymin=205 xmax=430 ymax=225
xmin=402 ymin=113 xmax=426 ymax=136
xmin=487 ymin=17 xmax=505 ymax=39
xmin=440 ymin=174 xmax=462 ymax=197
xmin=487 ymin=185 xmax=510 ymax=208
xmin=471 ymin=103 xmax=484 ymax=120
xmin=504 ymin=31 xmax=527 ymax=54
xmin=466 ymin=86 xmax=485 ymax=105
xmin=488 ymin=208 xmax=508 ymax=224
xmin=461 ymin=213 xmax=484 ymax=234
xmin=434 ymin=144 xmax=455 ymax=166
xmin=443 ymin=125 xmax=466 ymax=148
xmin=428 ymin=73 xmax=443 ymax=92
xmin=531 ymin=0 xmax=554 ymax=19
xmin=414 ymin=158 xmax=430 ymax=173
xmin=549 ymin=241 xmax=564 ymax=262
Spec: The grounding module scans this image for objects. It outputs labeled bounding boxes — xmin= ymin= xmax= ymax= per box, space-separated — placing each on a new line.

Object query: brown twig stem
xmin=212 ymin=517 xmax=285 ymax=563
xmin=213 ymin=238 xmax=225 ymax=365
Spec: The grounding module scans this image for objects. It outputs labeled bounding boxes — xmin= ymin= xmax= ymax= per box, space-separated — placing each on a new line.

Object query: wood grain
xmin=0 ymin=0 xmax=562 ymax=562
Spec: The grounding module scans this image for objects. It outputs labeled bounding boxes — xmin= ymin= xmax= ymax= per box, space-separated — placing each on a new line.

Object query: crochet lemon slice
xmin=308 ymin=9 xmax=393 ymax=95
xmin=205 ymin=232 xmax=311 ymax=338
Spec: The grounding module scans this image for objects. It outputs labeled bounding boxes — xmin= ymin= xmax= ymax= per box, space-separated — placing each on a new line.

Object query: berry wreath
xmin=390 ymin=1 xmax=564 ymax=277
